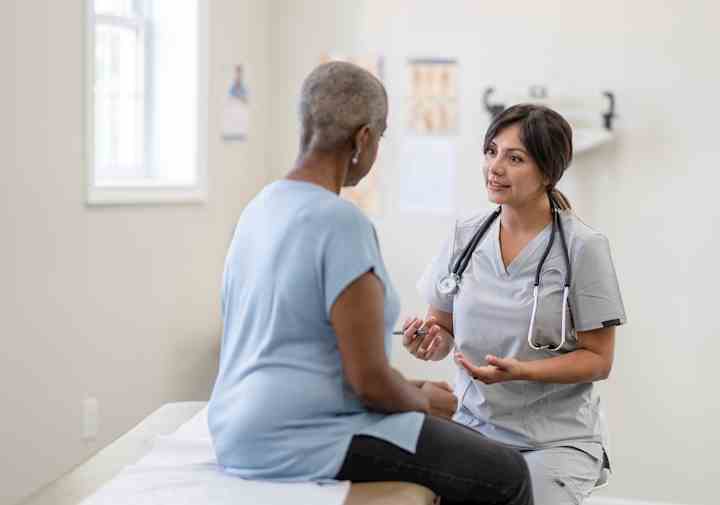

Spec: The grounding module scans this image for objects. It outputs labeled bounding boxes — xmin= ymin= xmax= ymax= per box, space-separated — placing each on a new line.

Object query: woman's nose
xmin=488 ymin=157 xmax=505 ymax=176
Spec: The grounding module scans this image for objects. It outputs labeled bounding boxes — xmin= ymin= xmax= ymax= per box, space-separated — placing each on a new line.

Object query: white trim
xmin=84 ymin=0 xmax=95 ymax=205
xmin=85 ymin=0 xmax=209 ymax=206
xmin=586 ymin=496 xmax=694 ymax=505
xmin=196 ymin=0 xmax=209 ymax=203
xmin=87 ymin=187 xmax=206 ymax=205
xmin=95 ymin=13 xmax=144 ymax=30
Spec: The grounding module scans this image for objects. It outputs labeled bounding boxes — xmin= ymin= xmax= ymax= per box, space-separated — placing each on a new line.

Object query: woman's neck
xmin=500 ymin=193 xmax=552 ymax=236
xmin=286 ymin=149 xmax=350 ymax=195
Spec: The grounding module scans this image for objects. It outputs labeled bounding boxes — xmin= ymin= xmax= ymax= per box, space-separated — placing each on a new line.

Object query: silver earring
xmin=352 ymin=151 xmax=360 ymax=164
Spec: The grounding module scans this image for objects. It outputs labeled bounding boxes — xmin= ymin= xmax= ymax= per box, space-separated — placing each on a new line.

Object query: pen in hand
xmin=392 ymin=329 xmax=428 ymax=337
xmin=394 ymin=326 xmax=456 ymax=357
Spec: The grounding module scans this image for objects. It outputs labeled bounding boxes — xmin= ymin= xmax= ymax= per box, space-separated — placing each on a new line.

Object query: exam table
xmin=21 ymin=402 xmax=436 ymax=505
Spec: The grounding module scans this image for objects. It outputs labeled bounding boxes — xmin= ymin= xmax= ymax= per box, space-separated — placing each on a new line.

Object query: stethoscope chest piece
xmin=438 ymin=273 xmax=460 ymax=296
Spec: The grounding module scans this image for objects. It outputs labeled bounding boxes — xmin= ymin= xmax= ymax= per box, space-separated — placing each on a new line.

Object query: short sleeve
xmin=416 ymin=235 xmax=455 ymax=313
xmin=322 ymin=210 xmax=383 ymax=318
xmin=570 ymin=234 xmax=627 ymax=332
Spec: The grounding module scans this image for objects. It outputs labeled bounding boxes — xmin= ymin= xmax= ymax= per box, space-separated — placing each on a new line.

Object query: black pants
xmin=335 ymin=416 xmax=533 ymax=505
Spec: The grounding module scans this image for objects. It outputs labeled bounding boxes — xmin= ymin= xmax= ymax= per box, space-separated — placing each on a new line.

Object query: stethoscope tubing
xmin=442 ymin=195 xmax=572 ymax=352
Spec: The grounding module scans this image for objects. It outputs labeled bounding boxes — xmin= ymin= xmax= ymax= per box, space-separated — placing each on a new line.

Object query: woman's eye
xmin=485 ymin=148 xmax=496 ymax=157
xmin=510 ymin=155 xmax=523 ymax=163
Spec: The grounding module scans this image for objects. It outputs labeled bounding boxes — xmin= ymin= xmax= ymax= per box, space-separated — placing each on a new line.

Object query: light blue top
xmin=209 ymin=180 xmax=424 ymax=482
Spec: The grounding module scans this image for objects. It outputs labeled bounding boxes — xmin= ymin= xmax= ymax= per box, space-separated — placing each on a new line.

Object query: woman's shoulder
xmin=559 ymin=211 xmax=611 ymax=256
xmin=450 ymin=208 xmax=500 ymax=247
xmin=324 ymin=196 xmax=373 ymax=227
xmin=307 ymin=194 xmax=375 ymax=239
xmin=455 ymin=208 xmax=500 ymax=231
xmin=263 ymin=180 xmax=375 ymax=240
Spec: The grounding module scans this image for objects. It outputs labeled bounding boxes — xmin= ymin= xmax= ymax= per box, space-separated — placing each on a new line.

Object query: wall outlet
xmin=82 ymin=396 xmax=100 ymax=440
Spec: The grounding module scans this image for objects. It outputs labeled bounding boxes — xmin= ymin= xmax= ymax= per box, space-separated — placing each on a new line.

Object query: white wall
xmin=267 ymin=1 xmax=720 ymax=504
xmin=3 ymin=2 xmax=719 ymax=505
xmin=0 ymin=1 xmax=272 ymax=504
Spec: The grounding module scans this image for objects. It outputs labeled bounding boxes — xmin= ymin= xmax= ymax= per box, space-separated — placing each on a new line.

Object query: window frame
xmin=84 ymin=0 xmax=209 ymax=206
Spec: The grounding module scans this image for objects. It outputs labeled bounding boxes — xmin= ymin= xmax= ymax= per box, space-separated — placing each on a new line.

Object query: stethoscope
xmin=437 ymin=194 xmax=573 ymax=351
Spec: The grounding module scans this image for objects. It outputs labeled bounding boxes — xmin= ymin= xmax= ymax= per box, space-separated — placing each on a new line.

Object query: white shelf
xmin=573 ymin=127 xmax=614 ymax=154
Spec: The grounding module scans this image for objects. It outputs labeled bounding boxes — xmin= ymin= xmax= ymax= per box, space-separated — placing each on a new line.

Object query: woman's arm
xmin=455 ymin=326 xmax=615 ymax=384
xmin=332 ymin=271 xmax=430 ymax=414
xmin=403 ymin=306 xmax=455 ymax=361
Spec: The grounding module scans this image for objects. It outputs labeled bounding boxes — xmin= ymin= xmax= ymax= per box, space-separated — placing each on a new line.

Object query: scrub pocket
xmin=523 ymin=446 xmax=603 ymax=505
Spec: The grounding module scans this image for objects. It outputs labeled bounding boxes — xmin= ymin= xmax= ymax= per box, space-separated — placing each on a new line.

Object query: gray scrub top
xmin=418 ymin=209 xmax=626 ymax=466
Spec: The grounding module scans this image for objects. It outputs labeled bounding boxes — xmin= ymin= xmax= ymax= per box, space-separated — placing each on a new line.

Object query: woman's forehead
xmin=491 ymin=124 xmax=526 ymax=149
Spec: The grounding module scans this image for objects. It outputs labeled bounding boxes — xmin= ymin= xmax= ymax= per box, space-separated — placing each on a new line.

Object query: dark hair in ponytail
xmin=484 ymin=104 xmax=573 ymax=210
xmin=549 ymin=188 xmax=571 ymax=210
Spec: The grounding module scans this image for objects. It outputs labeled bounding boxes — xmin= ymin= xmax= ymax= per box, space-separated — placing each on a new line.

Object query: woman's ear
xmin=354 ymin=124 xmax=371 ymax=150
xmin=351 ymin=125 xmax=371 ymax=162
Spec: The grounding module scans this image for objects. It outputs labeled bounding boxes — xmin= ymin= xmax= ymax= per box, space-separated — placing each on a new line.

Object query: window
xmin=86 ymin=0 xmax=207 ymax=204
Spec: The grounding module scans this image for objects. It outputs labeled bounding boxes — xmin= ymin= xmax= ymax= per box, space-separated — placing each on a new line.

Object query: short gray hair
xmin=298 ymin=61 xmax=387 ymax=152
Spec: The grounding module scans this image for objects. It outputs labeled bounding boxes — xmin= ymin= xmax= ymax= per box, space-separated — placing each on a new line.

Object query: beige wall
xmin=267 ymin=1 xmax=719 ymax=504
xmin=0 ymin=1 xmax=272 ymax=504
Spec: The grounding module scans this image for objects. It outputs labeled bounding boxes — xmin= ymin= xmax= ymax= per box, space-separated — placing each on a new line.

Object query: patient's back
xmin=208 ymin=179 xmax=422 ymax=482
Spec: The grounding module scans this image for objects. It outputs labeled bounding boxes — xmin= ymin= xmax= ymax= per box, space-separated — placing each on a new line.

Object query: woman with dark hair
xmin=209 ymin=62 xmax=533 ymax=505
xmin=404 ymin=104 xmax=626 ymax=505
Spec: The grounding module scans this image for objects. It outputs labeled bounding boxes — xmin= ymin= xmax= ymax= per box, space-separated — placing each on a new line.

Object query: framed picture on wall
xmin=407 ymin=58 xmax=459 ymax=135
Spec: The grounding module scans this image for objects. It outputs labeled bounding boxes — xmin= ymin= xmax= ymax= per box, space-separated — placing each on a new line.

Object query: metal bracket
xmin=483 ymin=87 xmax=506 ymax=118
xmin=484 ymin=87 xmax=618 ymax=131
xmin=603 ymin=91 xmax=616 ymax=130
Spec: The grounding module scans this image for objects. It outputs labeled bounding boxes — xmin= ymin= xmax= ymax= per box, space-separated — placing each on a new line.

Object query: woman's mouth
xmin=488 ymin=180 xmax=510 ymax=191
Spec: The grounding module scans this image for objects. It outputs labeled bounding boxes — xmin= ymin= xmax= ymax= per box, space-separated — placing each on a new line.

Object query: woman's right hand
xmin=419 ymin=381 xmax=458 ymax=419
xmin=402 ymin=316 xmax=454 ymax=361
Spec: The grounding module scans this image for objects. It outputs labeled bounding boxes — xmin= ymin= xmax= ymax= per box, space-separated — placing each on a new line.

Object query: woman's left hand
xmin=454 ymin=353 xmax=528 ymax=384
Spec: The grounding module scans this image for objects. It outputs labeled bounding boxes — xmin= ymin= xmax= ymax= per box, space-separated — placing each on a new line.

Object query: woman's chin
xmin=487 ymin=191 xmax=506 ymax=205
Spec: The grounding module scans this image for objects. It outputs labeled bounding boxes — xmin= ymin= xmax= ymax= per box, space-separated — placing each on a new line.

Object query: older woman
xmin=208 ymin=62 xmax=532 ymax=505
